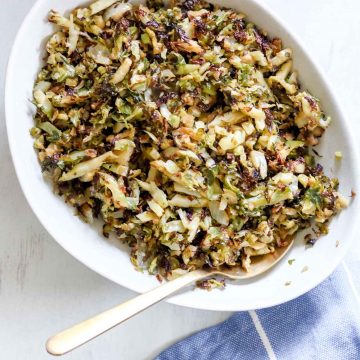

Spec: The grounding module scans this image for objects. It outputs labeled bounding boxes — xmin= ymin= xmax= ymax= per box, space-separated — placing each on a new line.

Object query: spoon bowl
xmin=215 ymin=242 xmax=294 ymax=280
xmin=46 ymin=241 xmax=293 ymax=356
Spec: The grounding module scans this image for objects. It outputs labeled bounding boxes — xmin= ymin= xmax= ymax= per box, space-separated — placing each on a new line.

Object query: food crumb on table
xmin=301 ymin=266 xmax=309 ymax=273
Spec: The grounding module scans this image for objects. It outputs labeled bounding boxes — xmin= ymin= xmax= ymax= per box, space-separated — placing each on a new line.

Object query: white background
xmin=1 ymin=0 xmax=359 ymax=359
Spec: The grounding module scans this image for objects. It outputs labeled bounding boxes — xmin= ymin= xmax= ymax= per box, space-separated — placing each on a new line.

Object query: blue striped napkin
xmin=156 ymin=262 xmax=360 ymax=360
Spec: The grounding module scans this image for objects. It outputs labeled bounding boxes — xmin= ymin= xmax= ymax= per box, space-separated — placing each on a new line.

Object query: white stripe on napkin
xmin=249 ymin=310 xmax=277 ymax=360
xmin=342 ymin=261 xmax=360 ymax=306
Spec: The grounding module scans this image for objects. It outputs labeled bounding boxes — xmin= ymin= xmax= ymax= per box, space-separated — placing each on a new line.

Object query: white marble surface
xmin=1 ymin=0 xmax=359 ymax=359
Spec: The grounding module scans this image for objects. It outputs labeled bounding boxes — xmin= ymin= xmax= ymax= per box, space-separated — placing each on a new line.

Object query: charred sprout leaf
xmin=41 ymin=156 xmax=59 ymax=172
xmin=32 ymin=0 xmax=346 ymax=286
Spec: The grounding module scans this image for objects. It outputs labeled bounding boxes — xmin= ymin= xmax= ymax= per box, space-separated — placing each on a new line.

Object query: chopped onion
xmin=147 ymin=200 xmax=164 ymax=217
xmin=209 ymin=201 xmax=229 ymax=226
xmin=87 ymin=44 xmax=112 ymax=65
xmin=250 ymin=150 xmax=268 ymax=179
xmin=111 ymin=58 xmax=132 ymax=84
xmin=90 ymin=0 xmax=119 ymax=15
xmin=169 ymin=195 xmax=208 ymax=208
xmin=104 ymin=2 xmax=132 ymax=21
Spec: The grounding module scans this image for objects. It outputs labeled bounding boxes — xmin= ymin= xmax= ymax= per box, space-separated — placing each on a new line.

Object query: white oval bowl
xmin=6 ymin=0 xmax=360 ymax=311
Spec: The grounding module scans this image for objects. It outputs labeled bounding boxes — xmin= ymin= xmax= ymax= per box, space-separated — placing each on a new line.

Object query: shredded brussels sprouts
xmin=31 ymin=0 xmax=347 ymax=281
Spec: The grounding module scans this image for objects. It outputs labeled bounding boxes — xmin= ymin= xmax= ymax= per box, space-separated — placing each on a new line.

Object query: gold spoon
xmin=46 ymin=242 xmax=293 ymax=356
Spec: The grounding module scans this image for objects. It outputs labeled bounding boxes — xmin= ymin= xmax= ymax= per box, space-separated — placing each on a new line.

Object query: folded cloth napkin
xmin=156 ymin=263 xmax=360 ymax=360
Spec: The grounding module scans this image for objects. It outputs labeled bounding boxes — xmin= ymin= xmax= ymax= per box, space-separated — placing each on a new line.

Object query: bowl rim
xmin=5 ymin=0 xmax=360 ymax=311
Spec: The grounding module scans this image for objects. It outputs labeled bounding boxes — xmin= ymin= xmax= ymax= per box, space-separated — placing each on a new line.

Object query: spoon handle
xmin=46 ymin=269 xmax=209 ymax=356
